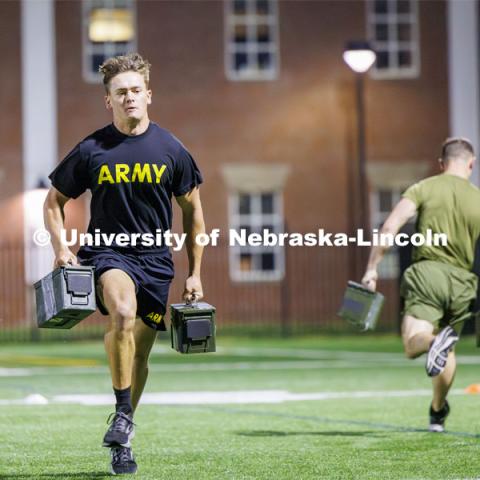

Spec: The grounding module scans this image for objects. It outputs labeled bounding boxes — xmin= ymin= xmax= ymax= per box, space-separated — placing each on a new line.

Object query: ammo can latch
xmin=64 ymin=269 xmax=93 ymax=306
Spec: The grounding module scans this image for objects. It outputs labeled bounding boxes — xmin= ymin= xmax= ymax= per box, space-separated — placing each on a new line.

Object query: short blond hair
xmin=99 ymin=52 xmax=151 ymax=91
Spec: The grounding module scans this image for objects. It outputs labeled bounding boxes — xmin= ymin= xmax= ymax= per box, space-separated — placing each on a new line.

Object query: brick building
xmin=0 ymin=0 xmax=478 ymax=335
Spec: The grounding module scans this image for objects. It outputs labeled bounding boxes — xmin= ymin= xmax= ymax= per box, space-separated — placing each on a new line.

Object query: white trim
xmin=366 ymin=161 xmax=429 ymax=189
xmin=21 ymin=0 xmax=57 ymax=285
xmin=21 ymin=0 xmax=57 ymax=189
xmin=447 ymin=0 xmax=480 ymax=186
xmin=222 ymin=163 xmax=290 ymax=193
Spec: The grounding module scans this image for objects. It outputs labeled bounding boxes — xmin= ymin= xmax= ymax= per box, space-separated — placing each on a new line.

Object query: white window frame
xmin=367 ymin=0 xmax=420 ymax=79
xmin=82 ymin=0 xmax=137 ymax=84
xmin=224 ymin=0 xmax=280 ymax=81
xmin=228 ymin=191 xmax=285 ymax=282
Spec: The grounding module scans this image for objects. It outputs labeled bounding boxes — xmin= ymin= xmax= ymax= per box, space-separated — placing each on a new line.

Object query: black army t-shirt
xmin=49 ymin=122 xmax=203 ymax=251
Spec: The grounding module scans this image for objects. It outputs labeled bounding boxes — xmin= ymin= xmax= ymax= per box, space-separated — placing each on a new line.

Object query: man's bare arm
xmin=361 ymin=197 xmax=417 ymax=291
xmin=43 ymin=187 xmax=78 ymax=267
xmin=175 ymin=187 xmax=205 ymax=302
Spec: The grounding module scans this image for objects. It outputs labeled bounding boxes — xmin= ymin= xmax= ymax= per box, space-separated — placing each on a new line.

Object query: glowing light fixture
xmin=343 ymin=41 xmax=376 ymax=73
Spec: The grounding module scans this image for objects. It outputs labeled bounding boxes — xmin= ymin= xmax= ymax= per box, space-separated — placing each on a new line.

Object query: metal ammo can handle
xmin=185 ymin=293 xmax=201 ymax=307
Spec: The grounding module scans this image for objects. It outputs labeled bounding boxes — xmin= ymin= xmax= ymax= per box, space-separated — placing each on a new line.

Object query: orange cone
xmin=465 ymin=384 xmax=480 ymax=394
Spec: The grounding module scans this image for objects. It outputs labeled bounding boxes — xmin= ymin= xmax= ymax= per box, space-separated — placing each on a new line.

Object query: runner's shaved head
xmin=441 ymin=137 xmax=475 ymax=164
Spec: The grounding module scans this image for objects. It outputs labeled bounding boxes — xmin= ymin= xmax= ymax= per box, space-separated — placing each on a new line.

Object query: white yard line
xmin=0 ymin=388 xmax=468 ymax=406
xmin=0 ymin=368 xmax=31 ymax=377
xmin=49 ymin=388 xmax=467 ymax=405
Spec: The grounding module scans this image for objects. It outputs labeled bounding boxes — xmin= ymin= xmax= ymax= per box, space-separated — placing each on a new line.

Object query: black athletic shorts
xmin=77 ymin=246 xmax=174 ymax=331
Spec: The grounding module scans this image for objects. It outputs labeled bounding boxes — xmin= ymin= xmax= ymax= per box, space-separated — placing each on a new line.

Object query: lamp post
xmin=343 ymin=41 xmax=376 ymax=279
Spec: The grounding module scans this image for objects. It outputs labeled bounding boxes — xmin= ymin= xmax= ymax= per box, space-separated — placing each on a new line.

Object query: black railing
xmin=0 ymin=242 xmax=401 ymax=342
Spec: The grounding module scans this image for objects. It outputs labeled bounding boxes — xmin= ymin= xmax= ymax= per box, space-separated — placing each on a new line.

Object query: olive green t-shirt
xmin=402 ymin=173 xmax=480 ymax=271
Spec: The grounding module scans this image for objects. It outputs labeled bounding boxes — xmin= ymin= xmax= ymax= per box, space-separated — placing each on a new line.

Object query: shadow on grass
xmin=236 ymin=429 xmax=385 ymax=438
xmin=0 ymin=473 xmax=109 ymax=480
xmin=197 ymin=405 xmax=480 ymax=440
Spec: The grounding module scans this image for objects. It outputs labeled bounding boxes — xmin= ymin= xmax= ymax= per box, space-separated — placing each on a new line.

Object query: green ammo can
xmin=170 ymin=302 xmax=216 ymax=354
xmin=338 ymin=281 xmax=384 ymax=331
xmin=34 ymin=266 xmax=97 ymax=329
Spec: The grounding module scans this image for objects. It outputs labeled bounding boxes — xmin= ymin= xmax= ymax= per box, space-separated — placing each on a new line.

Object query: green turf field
xmin=1 ymin=334 xmax=480 ymax=479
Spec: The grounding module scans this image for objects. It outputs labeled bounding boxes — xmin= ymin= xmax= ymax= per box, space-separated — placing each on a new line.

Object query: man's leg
xmin=432 ymin=350 xmax=456 ymax=411
xmin=428 ymin=349 xmax=456 ymax=432
xmin=100 ymin=269 xmax=137 ymax=452
xmin=401 ymin=315 xmax=435 ymax=359
xmin=402 ymin=314 xmax=457 ymax=431
xmin=101 ymin=269 xmax=137 ymax=393
xmin=131 ymin=318 xmax=158 ymax=413
xmin=99 ymin=269 xmax=138 ymax=475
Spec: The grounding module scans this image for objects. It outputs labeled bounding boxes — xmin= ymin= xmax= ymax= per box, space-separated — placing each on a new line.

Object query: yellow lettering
xmin=146 ymin=313 xmax=163 ymax=323
xmin=116 ymin=164 xmax=130 ymax=183
xmin=98 ymin=165 xmax=115 ymax=184
xmin=131 ymin=163 xmax=152 ymax=183
xmin=152 ymin=164 xmax=167 ymax=184
xmin=99 ymin=163 xmax=165 ymax=185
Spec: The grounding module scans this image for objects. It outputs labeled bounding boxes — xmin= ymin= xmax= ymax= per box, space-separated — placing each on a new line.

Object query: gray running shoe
xmin=111 ymin=446 xmax=137 ymax=475
xmin=425 ymin=327 xmax=458 ymax=377
xmin=103 ymin=411 xmax=135 ymax=448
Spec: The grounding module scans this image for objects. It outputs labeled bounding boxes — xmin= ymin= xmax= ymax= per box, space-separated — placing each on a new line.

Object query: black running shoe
xmin=429 ymin=400 xmax=450 ymax=433
xmin=425 ymin=326 xmax=459 ymax=377
xmin=111 ymin=446 xmax=137 ymax=475
xmin=103 ymin=411 xmax=135 ymax=448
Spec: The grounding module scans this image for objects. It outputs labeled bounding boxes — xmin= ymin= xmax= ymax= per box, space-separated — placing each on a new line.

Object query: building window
xmin=82 ymin=0 xmax=137 ymax=83
xmin=229 ymin=191 xmax=285 ymax=281
xmin=224 ymin=0 xmax=280 ymax=81
xmin=367 ymin=0 xmax=420 ymax=79
xmin=371 ymin=187 xmax=411 ymax=279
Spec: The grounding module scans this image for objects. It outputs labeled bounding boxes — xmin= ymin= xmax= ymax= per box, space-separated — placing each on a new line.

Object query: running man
xmin=44 ymin=53 xmax=205 ymax=474
xmin=361 ymin=138 xmax=480 ymax=432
